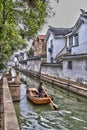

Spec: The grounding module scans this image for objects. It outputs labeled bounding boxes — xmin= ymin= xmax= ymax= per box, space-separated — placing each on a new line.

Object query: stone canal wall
xmin=41 ymin=63 xmax=63 ymax=78
xmin=6 ymin=70 xmax=20 ymax=102
xmin=8 ymin=83 xmax=20 ymax=102
xmin=20 ymin=58 xmax=87 ymax=85
xmin=3 ymin=77 xmax=20 ymax=130
xmin=18 ymin=68 xmax=87 ymax=98
xmin=41 ymin=74 xmax=87 ymax=98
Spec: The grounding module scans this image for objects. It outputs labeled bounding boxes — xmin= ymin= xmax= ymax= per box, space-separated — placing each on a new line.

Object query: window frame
xmin=67 ymin=61 xmax=72 ymax=70
xmin=74 ymin=33 xmax=79 ymax=46
xmin=69 ymin=35 xmax=73 ymax=47
xmin=50 ymin=39 xmax=53 ymax=48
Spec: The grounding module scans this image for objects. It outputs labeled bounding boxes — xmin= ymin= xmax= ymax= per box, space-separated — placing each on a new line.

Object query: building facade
xmin=33 ymin=35 xmax=46 ymax=57
xmin=45 ymin=26 xmax=71 ymax=63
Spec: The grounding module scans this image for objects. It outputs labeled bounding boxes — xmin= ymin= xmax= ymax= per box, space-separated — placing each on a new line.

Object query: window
xmin=68 ymin=61 xmax=72 ymax=69
xmin=74 ymin=33 xmax=79 ymax=45
xmin=50 ymin=39 xmax=53 ymax=48
xmin=69 ymin=35 xmax=73 ymax=46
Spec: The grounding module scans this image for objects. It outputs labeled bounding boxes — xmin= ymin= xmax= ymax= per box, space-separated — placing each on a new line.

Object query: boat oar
xmin=42 ymin=86 xmax=58 ymax=111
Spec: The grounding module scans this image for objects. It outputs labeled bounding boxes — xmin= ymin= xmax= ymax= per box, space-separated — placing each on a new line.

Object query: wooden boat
xmin=26 ymin=88 xmax=51 ymax=105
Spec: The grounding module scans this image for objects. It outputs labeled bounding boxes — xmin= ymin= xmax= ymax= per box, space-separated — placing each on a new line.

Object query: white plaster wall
xmin=63 ymin=59 xmax=87 ymax=83
xmin=41 ymin=58 xmax=87 ymax=84
xmin=53 ymin=38 xmax=66 ymax=59
xmin=47 ymin=32 xmax=66 ymax=63
xmin=72 ymin=23 xmax=87 ymax=54
xmin=20 ymin=58 xmax=87 ymax=84
xmin=47 ymin=33 xmax=54 ymax=63
xmin=41 ymin=65 xmax=63 ymax=78
xmin=20 ymin=64 xmax=27 ymax=70
xmin=27 ymin=60 xmax=41 ymax=72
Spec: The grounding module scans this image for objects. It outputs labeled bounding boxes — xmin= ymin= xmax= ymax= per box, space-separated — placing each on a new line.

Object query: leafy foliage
xmin=0 ymin=0 xmax=48 ymax=68
xmin=27 ymin=47 xmax=34 ymax=57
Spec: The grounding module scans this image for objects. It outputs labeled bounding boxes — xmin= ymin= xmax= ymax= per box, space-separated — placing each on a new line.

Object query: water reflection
xmin=15 ymin=72 xmax=87 ymax=130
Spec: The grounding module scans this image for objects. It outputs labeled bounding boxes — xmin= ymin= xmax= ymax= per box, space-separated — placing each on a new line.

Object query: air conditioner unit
xmin=48 ymin=48 xmax=53 ymax=53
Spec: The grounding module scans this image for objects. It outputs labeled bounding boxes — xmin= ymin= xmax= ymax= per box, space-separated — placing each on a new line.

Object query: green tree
xmin=0 ymin=0 xmax=47 ymax=68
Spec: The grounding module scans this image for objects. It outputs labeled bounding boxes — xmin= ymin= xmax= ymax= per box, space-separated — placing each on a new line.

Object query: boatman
xmin=38 ymin=82 xmax=43 ymax=98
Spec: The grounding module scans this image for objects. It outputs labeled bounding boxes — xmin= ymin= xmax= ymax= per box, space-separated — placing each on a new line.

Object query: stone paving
xmin=3 ymin=77 xmax=20 ymax=130
xmin=0 ymin=77 xmax=20 ymax=130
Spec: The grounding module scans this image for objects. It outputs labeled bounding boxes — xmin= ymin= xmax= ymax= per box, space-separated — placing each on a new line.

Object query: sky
xmin=39 ymin=0 xmax=87 ymax=34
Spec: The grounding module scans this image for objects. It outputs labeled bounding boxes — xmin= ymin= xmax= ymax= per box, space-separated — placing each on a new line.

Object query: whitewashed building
xmin=45 ymin=9 xmax=87 ymax=63
xmin=18 ymin=9 xmax=87 ymax=84
xmin=43 ymin=9 xmax=87 ymax=84
xmin=45 ymin=26 xmax=71 ymax=63
xmin=55 ymin=9 xmax=87 ymax=83
xmin=66 ymin=9 xmax=87 ymax=55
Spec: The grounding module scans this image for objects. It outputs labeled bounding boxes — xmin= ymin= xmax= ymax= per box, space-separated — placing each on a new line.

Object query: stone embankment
xmin=41 ymin=74 xmax=87 ymax=97
xmin=2 ymin=77 xmax=20 ymax=130
xmin=19 ymin=68 xmax=87 ymax=98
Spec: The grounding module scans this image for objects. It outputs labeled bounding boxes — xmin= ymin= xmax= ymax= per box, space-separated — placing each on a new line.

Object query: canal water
xmin=14 ymin=72 xmax=87 ymax=130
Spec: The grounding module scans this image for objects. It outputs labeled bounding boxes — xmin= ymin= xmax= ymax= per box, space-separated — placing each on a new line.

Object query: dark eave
xmin=71 ymin=16 xmax=82 ymax=34
xmin=45 ymin=26 xmax=72 ymax=43
xmin=62 ymin=53 xmax=87 ymax=60
xmin=69 ymin=10 xmax=87 ymax=35
xmin=41 ymin=63 xmax=62 ymax=67
xmin=28 ymin=56 xmax=41 ymax=61
xmin=28 ymin=54 xmax=46 ymax=61
xmin=49 ymin=26 xmax=72 ymax=36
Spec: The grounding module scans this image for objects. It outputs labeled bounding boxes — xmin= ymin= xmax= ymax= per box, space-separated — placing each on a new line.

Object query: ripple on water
xmin=27 ymin=120 xmax=52 ymax=130
xmin=71 ymin=116 xmax=87 ymax=122
xmin=40 ymin=116 xmax=49 ymax=123
xmin=39 ymin=110 xmax=74 ymax=130
xmin=19 ymin=75 xmax=87 ymax=130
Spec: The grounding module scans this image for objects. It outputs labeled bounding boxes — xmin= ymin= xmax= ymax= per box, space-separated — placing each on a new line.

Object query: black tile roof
xmin=48 ymin=26 xmax=72 ymax=36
